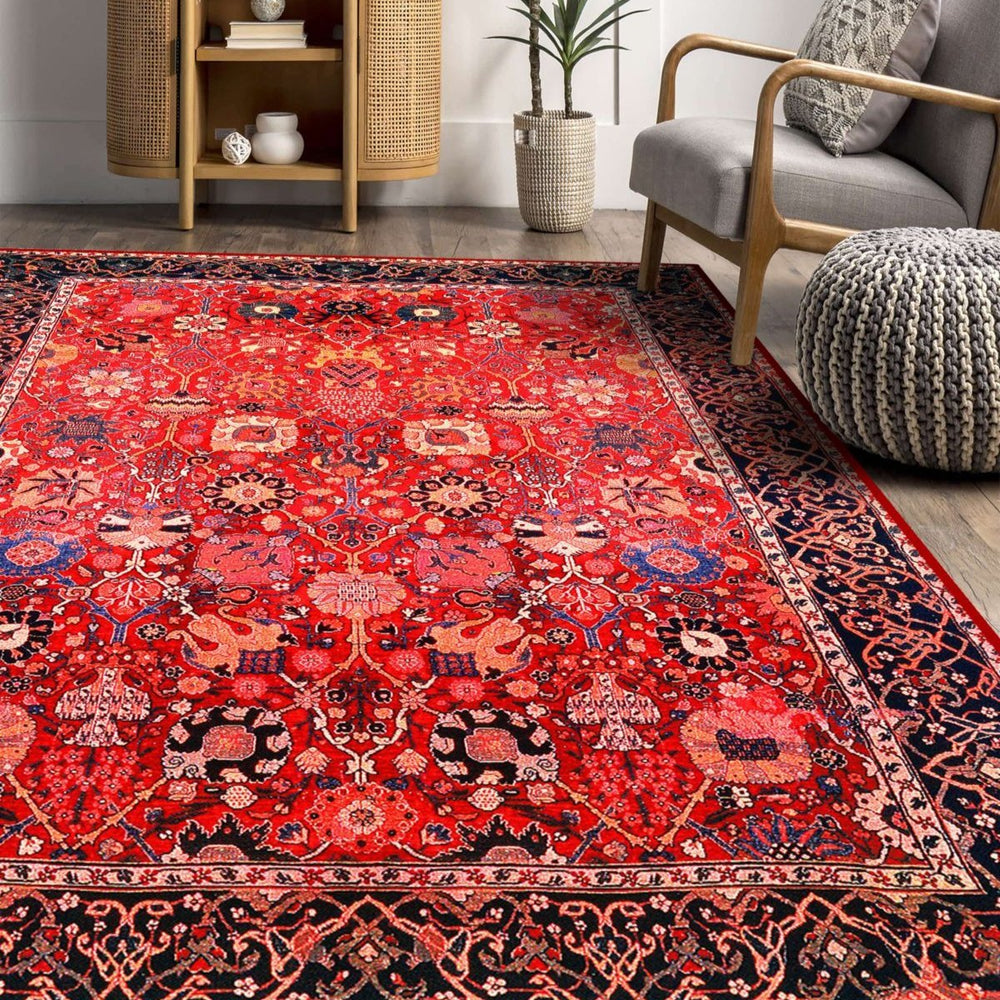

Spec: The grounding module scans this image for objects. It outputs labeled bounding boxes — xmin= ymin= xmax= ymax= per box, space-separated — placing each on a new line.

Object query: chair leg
xmin=730 ymin=237 xmax=778 ymax=366
xmin=638 ymin=202 xmax=667 ymax=293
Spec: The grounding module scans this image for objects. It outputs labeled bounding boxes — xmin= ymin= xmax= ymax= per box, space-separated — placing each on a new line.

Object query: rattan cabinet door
xmin=358 ymin=0 xmax=441 ymax=177
xmin=107 ymin=0 xmax=179 ymax=177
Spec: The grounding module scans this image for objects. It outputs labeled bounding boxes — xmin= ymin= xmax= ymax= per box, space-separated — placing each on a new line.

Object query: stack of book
xmin=226 ymin=20 xmax=307 ymax=48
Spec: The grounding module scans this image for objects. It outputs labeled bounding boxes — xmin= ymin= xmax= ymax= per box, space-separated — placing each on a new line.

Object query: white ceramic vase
xmin=251 ymin=112 xmax=305 ymax=165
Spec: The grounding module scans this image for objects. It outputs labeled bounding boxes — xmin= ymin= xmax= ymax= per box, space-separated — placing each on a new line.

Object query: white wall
xmin=0 ymin=0 xmax=820 ymax=207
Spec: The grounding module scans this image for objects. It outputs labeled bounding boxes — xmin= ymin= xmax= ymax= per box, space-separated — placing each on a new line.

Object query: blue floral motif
xmin=735 ymin=810 xmax=854 ymax=861
xmin=0 ymin=533 xmax=85 ymax=576
xmin=237 ymin=301 xmax=298 ymax=321
xmin=396 ymin=304 xmax=457 ymax=323
xmin=586 ymin=423 xmax=653 ymax=453
xmin=622 ymin=540 xmax=724 ymax=584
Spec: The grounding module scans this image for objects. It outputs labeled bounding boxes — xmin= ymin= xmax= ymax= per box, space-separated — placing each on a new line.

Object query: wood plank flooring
xmin=1 ymin=203 xmax=997 ymax=632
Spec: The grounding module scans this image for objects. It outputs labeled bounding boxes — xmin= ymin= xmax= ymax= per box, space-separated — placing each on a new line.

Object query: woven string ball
xmin=221 ymin=130 xmax=252 ymax=166
xmin=797 ymin=228 xmax=1000 ymax=474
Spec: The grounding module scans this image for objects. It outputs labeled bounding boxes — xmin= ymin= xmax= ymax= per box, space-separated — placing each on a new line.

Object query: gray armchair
xmin=630 ymin=0 xmax=1000 ymax=365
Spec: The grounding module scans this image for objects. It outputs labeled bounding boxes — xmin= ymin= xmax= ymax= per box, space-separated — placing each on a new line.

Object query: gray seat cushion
xmin=629 ymin=117 xmax=968 ymax=240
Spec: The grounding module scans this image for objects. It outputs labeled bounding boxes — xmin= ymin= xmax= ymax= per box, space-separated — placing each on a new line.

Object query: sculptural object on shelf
xmin=251 ymin=112 xmax=305 ymax=165
xmin=221 ymin=130 xmax=252 ymax=165
xmin=250 ymin=0 xmax=285 ymax=21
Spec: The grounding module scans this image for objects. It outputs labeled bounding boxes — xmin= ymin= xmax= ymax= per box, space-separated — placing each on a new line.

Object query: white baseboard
xmin=0 ymin=119 xmax=647 ymax=210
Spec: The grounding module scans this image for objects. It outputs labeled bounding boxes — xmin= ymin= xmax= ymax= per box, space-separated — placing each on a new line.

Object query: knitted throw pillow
xmin=784 ymin=0 xmax=941 ymax=156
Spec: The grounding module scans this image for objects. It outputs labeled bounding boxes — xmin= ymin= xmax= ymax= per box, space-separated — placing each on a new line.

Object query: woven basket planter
xmin=514 ymin=111 xmax=596 ymax=233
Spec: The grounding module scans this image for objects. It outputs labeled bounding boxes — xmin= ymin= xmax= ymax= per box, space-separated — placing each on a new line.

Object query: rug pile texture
xmin=0 ymin=251 xmax=997 ymax=999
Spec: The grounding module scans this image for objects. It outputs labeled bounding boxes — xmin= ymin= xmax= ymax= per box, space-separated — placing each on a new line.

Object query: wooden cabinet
xmin=106 ymin=0 xmax=441 ymax=231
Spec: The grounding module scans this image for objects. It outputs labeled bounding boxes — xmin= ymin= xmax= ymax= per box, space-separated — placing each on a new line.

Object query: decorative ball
xmin=221 ymin=131 xmax=252 ymax=166
xmin=250 ymin=0 xmax=285 ymax=21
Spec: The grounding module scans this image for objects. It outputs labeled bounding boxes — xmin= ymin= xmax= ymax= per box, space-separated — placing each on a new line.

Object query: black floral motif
xmin=200 ymin=469 xmax=301 ymax=516
xmin=237 ymin=300 xmax=298 ymax=321
xmin=0 ymin=610 xmax=54 ymax=664
xmin=655 ymin=616 xmax=752 ymax=672
xmin=405 ymin=473 xmax=503 ymax=519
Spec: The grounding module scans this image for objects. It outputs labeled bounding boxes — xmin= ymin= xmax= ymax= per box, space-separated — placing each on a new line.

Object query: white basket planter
xmin=513 ymin=111 xmax=596 ymax=233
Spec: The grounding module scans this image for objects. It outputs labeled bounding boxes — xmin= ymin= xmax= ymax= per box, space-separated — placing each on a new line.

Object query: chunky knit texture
xmin=784 ymin=0 xmax=939 ymax=156
xmin=797 ymin=228 xmax=1000 ymax=473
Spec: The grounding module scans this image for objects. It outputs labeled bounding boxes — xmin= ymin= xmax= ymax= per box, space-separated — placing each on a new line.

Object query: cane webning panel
xmin=362 ymin=0 xmax=441 ymax=168
xmin=107 ymin=0 xmax=178 ymax=171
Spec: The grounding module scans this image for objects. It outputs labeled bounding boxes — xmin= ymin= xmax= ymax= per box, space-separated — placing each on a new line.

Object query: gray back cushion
xmin=881 ymin=0 xmax=1000 ymax=225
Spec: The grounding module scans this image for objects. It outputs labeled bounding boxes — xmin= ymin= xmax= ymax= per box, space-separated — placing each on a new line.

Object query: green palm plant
xmin=494 ymin=0 xmax=647 ymax=116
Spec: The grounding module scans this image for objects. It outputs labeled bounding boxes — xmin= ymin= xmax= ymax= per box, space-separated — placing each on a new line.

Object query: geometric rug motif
xmin=0 ymin=251 xmax=997 ymax=999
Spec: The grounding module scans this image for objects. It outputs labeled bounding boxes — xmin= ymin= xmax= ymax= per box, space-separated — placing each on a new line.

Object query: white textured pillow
xmin=784 ymin=0 xmax=941 ymax=157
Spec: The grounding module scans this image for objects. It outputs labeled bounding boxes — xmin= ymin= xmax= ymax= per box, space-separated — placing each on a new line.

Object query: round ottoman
xmin=797 ymin=228 xmax=1000 ymax=474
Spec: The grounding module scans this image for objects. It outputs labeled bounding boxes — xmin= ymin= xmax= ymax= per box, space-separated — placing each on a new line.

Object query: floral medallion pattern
xmin=0 ymin=251 xmax=997 ymax=998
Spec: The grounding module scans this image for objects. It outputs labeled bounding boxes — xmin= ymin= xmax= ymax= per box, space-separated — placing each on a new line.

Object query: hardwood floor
xmin=1 ymin=203 xmax=997 ymax=632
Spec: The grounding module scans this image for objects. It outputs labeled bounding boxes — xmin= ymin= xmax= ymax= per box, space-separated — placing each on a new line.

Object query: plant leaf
xmin=506 ymin=8 xmax=570 ymax=60
xmin=569 ymin=8 xmax=647 ymax=61
xmin=494 ymin=0 xmax=649 ymax=107
xmin=491 ymin=33 xmax=565 ymax=65
xmin=567 ymin=42 xmax=627 ymax=67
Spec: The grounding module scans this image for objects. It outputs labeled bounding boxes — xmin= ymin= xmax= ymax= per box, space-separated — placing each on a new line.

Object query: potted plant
xmin=493 ymin=0 xmax=646 ymax=233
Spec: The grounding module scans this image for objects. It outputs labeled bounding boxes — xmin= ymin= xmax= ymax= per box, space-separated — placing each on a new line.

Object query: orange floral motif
xmin=211 ymin=415 xmax=299 ymax=453
xmin=96 ymin=508 xmax=193 ymax=551
xmin=304 ymin=784 xmax=417 ymax=850
xmin=0 ymin=703 xmax=35 ymax=776
xmin=402 ymin=419 xmax=491 ymax=456
xmin=68 ymin=367 xmax=142 ymax=398
xmin=679 ymin=684 xmax=820 ymax=784
xmin=512 ymin=513 xmax=608 ymax=557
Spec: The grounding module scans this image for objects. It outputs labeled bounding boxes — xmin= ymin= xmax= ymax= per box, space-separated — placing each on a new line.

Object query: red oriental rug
xmin=0 ymin=250 xmax=997 ymax=999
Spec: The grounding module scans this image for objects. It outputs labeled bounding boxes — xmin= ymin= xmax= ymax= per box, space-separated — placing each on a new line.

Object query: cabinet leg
xmin=341 ymin=182 xmax=358 ymax=234
xmin=179 ymin=174 xmax=195 ymax=231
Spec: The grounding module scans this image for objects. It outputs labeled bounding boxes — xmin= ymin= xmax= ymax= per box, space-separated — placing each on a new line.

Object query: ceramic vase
xmin=251 ymin=112 xmax=305 ymax=165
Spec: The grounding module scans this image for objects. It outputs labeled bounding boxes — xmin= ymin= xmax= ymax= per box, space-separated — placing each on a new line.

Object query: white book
xmin=225 ymin=37 xmax=308 ymax=48
xmin=228 ymin=20 xmax=306 ymax=39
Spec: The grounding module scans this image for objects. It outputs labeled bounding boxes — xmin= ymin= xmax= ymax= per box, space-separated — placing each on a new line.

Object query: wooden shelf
xmin=196 ymin=44 xmax=344 ymax=63
xmin=172 ymin=0 xmax=442 ymax=233
xmin=193 ymin=152 xmax=343 ymax=181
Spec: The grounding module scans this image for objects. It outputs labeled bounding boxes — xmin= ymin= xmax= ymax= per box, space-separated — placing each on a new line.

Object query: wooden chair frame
xmin=638 ymin=34 xmax=1000 ymax=365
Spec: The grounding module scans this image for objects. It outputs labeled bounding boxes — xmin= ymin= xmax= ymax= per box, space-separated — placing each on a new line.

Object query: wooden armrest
xmin=658 ymin=33 xmax=797 ymax=122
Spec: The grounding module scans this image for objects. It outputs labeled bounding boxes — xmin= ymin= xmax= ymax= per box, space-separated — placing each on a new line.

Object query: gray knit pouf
xmin=797 ymin=228 xmax=1000 ymax=474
